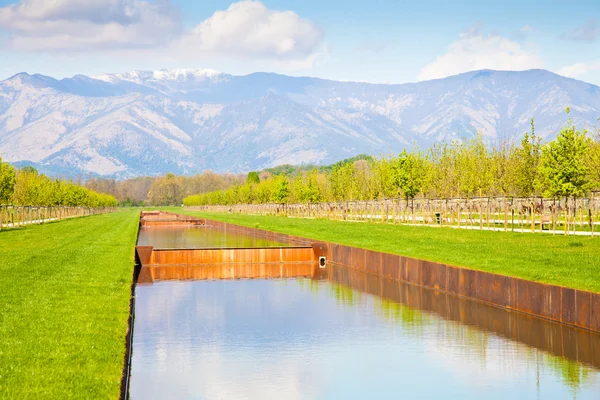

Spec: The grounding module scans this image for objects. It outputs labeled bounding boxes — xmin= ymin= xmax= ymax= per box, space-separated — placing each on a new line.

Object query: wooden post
xmin=504 ymin=200 xmax=508 ymax=232
xmin=564 ymin=203 xmax=569 ymax=236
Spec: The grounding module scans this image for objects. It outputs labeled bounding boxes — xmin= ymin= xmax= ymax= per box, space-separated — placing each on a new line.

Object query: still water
xmin=137 ymin=226 xmax=290 ymax=249
xmin=130 ymin=276 xmax=600 ymax=399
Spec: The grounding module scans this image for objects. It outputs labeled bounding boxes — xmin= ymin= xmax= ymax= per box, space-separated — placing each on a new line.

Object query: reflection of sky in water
xmin=137 ymin=226 xmax=291 ymax=249
xmin=130 ymin=279 xmax=600 ymax=400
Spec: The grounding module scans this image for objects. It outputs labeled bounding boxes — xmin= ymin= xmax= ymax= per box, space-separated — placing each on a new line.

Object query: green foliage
xmin=183 ymin=115 xmax=600 ymax=206
xmin=395 ymin=149 xmax=428 ymax=201
xmin=4 ymin=164 xmax=117 ymax=207
xmin=146 ymin=173 xmax=184 ymax=206
xmin=272 ymin=175 xmax=289 ymax=203
xmin=246 ymin=171 xmax=260 ymax=185
xmin=0 ymin=157 xmax=16 ymax=203
xmin=538 ymin=112 xmax=591 ymax=199
xmin=513 ymin=119 xmax=542 ymax=196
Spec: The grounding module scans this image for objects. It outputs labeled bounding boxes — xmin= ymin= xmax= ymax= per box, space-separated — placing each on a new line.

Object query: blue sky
xmin=0 ymin=0 xmax=599 ymax=84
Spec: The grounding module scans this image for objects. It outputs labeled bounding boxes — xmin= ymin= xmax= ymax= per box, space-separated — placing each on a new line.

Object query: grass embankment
xmin=174 ymin=209 xmax=600 ymax=293
xmin=0 ymin=210 xmax=139 ymax=399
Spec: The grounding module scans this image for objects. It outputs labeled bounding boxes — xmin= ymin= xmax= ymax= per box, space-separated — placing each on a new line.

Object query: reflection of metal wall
xmin=191 ymin=214 xmax=600 ymax=333
xmin=329 ymin=264 xmax=600 ymax=369
xmin=325 ymin=241 xmax=600 ymax=333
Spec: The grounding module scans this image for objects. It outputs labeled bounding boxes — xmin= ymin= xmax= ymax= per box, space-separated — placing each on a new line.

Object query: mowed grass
xmin=174 ymin=209 xmax=600 ymax=293
xmin=0 ymin=210 xmax=139 ymax=399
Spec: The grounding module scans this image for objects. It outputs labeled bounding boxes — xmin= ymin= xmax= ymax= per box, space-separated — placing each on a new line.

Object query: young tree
xmin=587 ymin=119 xmax=600 ymax=189
xmin=394 ymin=149 xmax=428 ymax=202
xmin=246 ymin=171 xmax=260 ymax=185
xmin=538 ymin=111 xmax=591 ymax=199
xmin=0 ymin=157 xmax=16 ymax=203
xmin=146 ymin=173 xmax=185 ymax=206
xmin=271 ymin=175 xmax=289 ymax=203
xmin=513 ymin=119 xmax=542 ymax=196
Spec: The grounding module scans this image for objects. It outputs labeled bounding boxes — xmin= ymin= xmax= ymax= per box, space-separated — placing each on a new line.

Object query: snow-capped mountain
xmin=0 ymin=68 xmax=599 ymax=178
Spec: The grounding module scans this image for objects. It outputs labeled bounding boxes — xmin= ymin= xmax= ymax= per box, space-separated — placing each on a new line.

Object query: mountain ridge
xmin=1 ymin=68 xmax=598 ymax=178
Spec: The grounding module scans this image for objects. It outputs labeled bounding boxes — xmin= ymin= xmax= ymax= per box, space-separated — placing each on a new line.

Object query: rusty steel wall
xmin=197 ymin=216 xmax=600 ymax=333
xmin=140 ymin=210 xmax=205 ymax=227
xmin=136 ymin=246 xmax=317 ymax=283
xmin=136 ymin=212 xmax=319 ymax=283
xmin=329 ymin=264 xmax=600 ymax=368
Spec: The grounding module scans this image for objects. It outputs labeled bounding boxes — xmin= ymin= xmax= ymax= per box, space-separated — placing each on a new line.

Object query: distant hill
xmin=0 ymin=68 xmax=598 ymax=178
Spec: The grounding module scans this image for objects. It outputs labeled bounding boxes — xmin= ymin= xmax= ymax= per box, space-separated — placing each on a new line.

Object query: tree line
xmin=85 ymin=171 xmax=245 ymax=206
xmin=0 ymin=162 xmax=117 ymax=207
xmin=83 ymin=156 xmax=373 ymax=206
xmin=183 ymin=113 xmax=600 ymax=206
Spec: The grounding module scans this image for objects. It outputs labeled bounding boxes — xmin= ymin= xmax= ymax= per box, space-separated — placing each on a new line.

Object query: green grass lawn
xmin=173 ymin=209 xmax=600 ymax=293
xmin=0 ymin=210 xmax=139 ymax=399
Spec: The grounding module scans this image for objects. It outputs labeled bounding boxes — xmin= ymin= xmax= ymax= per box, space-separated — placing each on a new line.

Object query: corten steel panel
xmin=381 ymin=253 xmax=399 ymax=280
xmin=515 ymin=279 xmax=545 ymax=317
xmin=421 ymin=261 xmax=447 ymax=292
xmin=562 ymin=287 xmax=577 ymax=325
xmin=592 ymin=293 xmax=600 ymax=333
xmin=398 ymin=257 xmax=408 ymax=282
xmin=575 ymin=290 xmax=592 ymax=329
xmin=365 ymin=250 xmax=382 ymax=275
xmin=351 ymin=247 xmax=366 ymax=271
xmin=543 ymin=284 xmax=562 ymax=322
xmin=312 ymin=242 xmax=329 ymax=259
xmin=477 ymin=272 xmax=509 ymax=308
xmin=335 ymin=245 xmax=352 ymax=267
xmin=507 ymin=277 xmax=518 ymax=310
xmin=405 ymin=257 xmax=421 ymax=285
xmin=458 ymin=268 xmax=477 ymax=299
xmin=136 ymin=246 xmax=153 ymax=266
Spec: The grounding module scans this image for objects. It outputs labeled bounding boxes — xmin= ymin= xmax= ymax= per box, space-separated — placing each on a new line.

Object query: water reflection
xmin=137 ymin=226 xmax=290 ymax=249
xmin=130 ymin=272 xmax=600 ymax=399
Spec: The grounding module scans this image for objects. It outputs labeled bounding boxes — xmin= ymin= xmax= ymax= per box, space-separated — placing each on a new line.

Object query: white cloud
xmin=176 ymin=1 xmax=323 ymax=60
xmin=417 ymin=26 xmax=544 ymax=81
xmin=556 ymin=60 xmax=600 ymax=78
xmin=0 ymin=0 xmax=324 ymax=66
xmin=0 ymin=0 xmax=180 ymax=51
xmin=561 ymin=19 xmax=599 ymax=43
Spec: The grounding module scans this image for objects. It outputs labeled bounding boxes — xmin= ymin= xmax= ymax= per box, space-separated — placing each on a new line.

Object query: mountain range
xmin=0 ymin=68 xmax=598 ymax=178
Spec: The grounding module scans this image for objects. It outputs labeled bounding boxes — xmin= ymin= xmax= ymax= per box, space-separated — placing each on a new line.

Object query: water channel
xmin=137 ymin=226 xmax=291 ymax=249
xmin=130 ymin=226 xmax=600 ymax=399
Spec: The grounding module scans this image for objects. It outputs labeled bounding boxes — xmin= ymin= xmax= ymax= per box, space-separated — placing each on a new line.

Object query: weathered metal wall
xmin=196 ymin=215 xmax=600 ymax=333
xmin=329 ymin=264 xmax=600 ymax=369
xmin=137 ymin=212 xmax=319 ymax=283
